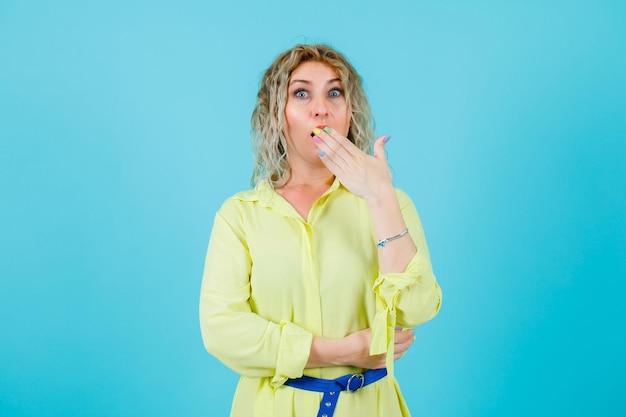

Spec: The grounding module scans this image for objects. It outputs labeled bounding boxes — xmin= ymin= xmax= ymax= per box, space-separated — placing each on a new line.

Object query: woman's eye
xmin=294 ymin=90 xmax=308 ymax=98
xmin=329 ymin=88 xmax=343 ymax=97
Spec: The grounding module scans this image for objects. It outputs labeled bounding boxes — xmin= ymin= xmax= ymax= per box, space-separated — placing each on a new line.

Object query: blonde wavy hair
xmin=250 ymin=44 xmax=375 ymax=188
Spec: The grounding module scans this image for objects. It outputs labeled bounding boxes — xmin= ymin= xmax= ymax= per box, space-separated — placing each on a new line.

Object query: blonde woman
xmin=199 ymin=44 xmax=442 ymax=417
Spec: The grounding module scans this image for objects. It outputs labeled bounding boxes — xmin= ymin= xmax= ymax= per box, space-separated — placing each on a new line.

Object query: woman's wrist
xmin=361 ymin=181 xmax=396 ymax=207
xmin=363 ymin=185 xmax=417 ymax=273
xmin=306 ymin=333 xmax=369 ymax=368
xmin=307 ymin=336 xmax=348 ymax=368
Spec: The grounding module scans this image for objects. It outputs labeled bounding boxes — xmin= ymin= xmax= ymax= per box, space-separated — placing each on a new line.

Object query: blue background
xmin=1 ymin=0 xmax=624 ymax=416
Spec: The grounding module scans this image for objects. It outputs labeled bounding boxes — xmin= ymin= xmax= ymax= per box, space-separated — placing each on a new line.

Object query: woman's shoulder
xmin=228 ymin=188 xmax=261 ymax=202
xmin=218 ymin=189 xmax=259 ymax=211
xmin=217 ymin=181 xmax=272 ymax=213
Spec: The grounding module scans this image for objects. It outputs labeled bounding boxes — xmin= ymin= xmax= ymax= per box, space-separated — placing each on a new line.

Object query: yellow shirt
xmin=199 ymin=178 xmax=442 ymax=417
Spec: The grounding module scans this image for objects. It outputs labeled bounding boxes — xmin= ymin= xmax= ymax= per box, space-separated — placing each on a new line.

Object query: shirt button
xmin=325 ymin=402 xmax=332 ymax=407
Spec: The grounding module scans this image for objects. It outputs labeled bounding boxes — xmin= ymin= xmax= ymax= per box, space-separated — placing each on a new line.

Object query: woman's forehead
xmin=290 ymin=61 xmax=340 ymax=80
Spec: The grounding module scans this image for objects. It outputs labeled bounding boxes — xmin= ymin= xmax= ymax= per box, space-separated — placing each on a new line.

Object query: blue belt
xmin=284 ymin=368 xmax=387 ymax=417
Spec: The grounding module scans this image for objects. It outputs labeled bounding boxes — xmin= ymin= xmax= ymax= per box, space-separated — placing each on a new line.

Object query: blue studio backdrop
xmin=1 ymin=0 xmax=624 ymax=416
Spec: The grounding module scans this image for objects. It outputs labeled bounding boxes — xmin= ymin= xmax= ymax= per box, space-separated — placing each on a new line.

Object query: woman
xmin=199 ymin=44 xmax=442 ymax=417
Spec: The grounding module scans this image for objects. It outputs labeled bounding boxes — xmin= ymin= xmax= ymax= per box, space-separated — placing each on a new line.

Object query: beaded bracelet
xmin=376 ymin=228 xmax=409 ymax=247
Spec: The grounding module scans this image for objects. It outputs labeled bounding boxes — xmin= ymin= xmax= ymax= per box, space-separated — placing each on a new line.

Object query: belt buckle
xmin=346 ymin=373 xmax=365 ymax=393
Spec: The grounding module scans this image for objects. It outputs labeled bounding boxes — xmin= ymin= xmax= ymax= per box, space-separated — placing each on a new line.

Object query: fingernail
xmin=312 ymin=127 xmax=322 ymax=135
xmin=312 ymin=135 xmax=321 ymax=143
xmin=323 ymin=127 xmax=332 ymax=134
xmin=383 ymin=135 xmax=391 ymax=143
xmin=318 ymin=150 xmax=324 ymax=157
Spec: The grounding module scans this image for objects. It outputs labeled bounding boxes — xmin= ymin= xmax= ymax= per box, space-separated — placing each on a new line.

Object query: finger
xmin=314 ymin=126 xmax=355 ymax=148
xmin=393 ymin=335 xmax=412 ymax=350
xmin=373 ymin=135 xmax=390 ymax=161
xmin=393 ymin=330 xmax=415 ymax=355
xmin=312 ymin=135 xmax=351 ymax=175
xmin=314 ymin=138 xmax=352 ymax=176
xmin=394 ymin=339 xmax=411 ymax=359
xmin=313 ymin=135 xmax=351 ymax=166
xmin=313 ymin=126 xmax=359 ymax=158
xmin=394 ymin=328 xmax=414 ymax=343
xmin=317 ymin=147 xmax=349 ymax=177
xmin=393 ymin=338 xmax=413 ymax=355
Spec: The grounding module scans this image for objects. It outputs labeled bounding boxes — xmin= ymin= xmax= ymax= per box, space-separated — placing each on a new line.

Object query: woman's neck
xmin=282 ymin=167 xmax=335 ymax=191
xmin=275 ymin=169 xmax=335 ymax=220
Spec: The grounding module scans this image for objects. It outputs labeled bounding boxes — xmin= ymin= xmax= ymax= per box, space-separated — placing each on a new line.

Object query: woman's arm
xmin=311 ymin=129 xmax=416 ymax=273
xmin=374 ymin=189 xmax=442 ymax=327
xmin=312 ymin=128 xmax=442 ymax=372
xmin=365 ymin=182 xmax=417 ymax=274
xmin=200 ymin=205 xmax=313 ymax=387
xmin=306 ymin=328 xmax=415 ymax=369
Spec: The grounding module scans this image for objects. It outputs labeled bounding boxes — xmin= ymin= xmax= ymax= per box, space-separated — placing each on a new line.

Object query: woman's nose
xmin=311 ymin=97 xmax=329 ymax=117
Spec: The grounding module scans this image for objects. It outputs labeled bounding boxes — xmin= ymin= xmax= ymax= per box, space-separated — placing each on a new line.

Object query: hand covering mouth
xmin=310 ymin=124 xmax=327 ymax=137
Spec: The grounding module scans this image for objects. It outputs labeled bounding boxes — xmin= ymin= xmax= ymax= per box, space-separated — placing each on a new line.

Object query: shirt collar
xmin=255 ymin=176 xmax=344 ymax=210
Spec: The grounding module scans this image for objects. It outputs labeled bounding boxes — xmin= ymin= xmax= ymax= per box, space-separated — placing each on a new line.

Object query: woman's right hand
xmin=307 ymin=327 xmax=415 ymax=369
xmin=339 ymin=328 xmax=415 ymax=369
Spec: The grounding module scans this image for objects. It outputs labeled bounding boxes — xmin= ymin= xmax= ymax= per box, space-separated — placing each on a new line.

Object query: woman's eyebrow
xmin=289 ymin=79 xmax=311 ymax=85
xmin=289 ymin=78 xmax=342 ymax=86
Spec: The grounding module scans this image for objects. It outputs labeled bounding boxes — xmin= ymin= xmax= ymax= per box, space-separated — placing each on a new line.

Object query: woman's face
xmin=283 ymin=61 xmax=351 ymax=168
